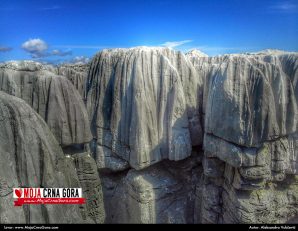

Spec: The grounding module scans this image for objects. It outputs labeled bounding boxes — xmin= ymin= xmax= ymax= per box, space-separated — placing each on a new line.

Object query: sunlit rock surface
xmin=56 ymin=64 xmax=89 ymax=97
xmin=0 ymin=49 xmax=297 ymax=224
xmin=0 ymin=61 xmax=92 ymax=147
xmin=0 ymin=61 xmax=104 ymax=223
xmin=196 ymin=51 xmax=298 ymax=224
xmin=88 ymin=48 xmax=297 ymax=224
xmin=0 ymin=91 xmax=83 ymax=223
xmin=86 ymin=47 xmax=203 ymax=170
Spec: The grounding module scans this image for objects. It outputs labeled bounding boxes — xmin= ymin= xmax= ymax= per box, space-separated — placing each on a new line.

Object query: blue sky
xmin=0 ymin=0 xmax=297 ymax=63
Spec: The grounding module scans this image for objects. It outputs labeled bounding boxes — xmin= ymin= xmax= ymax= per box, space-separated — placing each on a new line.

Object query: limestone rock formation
xmin=251 ymin=52 xmax=298 ymax=98
xmin=56 ymin=64 xmax=89 ymax=97
xmin=0 ymin=61 xmax=104 ymax=223
xmin=70 ymin=152 xmax=105 ymax=223
xmin=185 ymin=49 xmax=208 ymax=58
xmin=198 ymin=52 xmax=298 ymax=224
xmin=0 ymin=91 xmax=83 ymax=223
xmin=0 ymin=48 xmax=297 ymax=224
xmin=204 ymin=56 xmax=297 ymax=147
xmin=0 ymin=60 xmax=56 ymax=72
xmin=86 ymin=47 xmax=297 ymax=224
xmin=86 ymin=47 xmax=203 ymax=170
xmin=100 ymin=155 xmax=202 ymax=224
xmin=0 ymin=61 xmax=92 ymax=147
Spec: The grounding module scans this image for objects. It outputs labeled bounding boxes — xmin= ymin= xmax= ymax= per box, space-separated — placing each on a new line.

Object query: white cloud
xmin=22 ymin=38 xmax=48 ymax=53
xmin=161 ymin=40 xmax=193 ymax=48
xmin=22 ymin=39 xmax=72 ymax=58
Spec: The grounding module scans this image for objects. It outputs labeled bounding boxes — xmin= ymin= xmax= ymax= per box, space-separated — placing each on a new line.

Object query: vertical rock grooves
xmin=0 ymin=65 xmax=92 ymax=146
xmin=190 ymin=50 xmax=298 ymax=224
xmin=85 ymin=48 xmax=297 ymax=224
xmin=86 ymin=47 xmax=203 ymax=170
xmin=0 ymin=92 xmax=83 ymax=223
xmin=56 ymin=64 xmax=89 ymax=98
xmin=0 ymin=61 xmax=104 ymax=223
xmin=0 ymin=48 xmax=297 ymax=224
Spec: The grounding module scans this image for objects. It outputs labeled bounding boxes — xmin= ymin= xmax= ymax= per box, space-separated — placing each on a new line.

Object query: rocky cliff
xmin=56 ymin=64 xmax=89 ymax=98
xmin=0 ymin=48 xmax=297 ymax=224
xmin=85 ymin=47 xmax=297 ymax=224
xmin=0 ymin=61 xmax=92 ymax=147
xmin=195 ymin=52 xmax=298 ymax=223
xmin=0 ymin=61 xmax=105 ymax=223
xmin=0 ymin=91 xmax=83 ymax=223
xmin=86 ymin=47 xmax=203 ymax=171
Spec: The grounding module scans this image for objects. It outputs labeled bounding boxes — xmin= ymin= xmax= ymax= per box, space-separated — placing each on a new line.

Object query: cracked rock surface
xmin=86 ymin=47 xmax=203 ymax=170
xmin=0 ymin=61 xmax=92 ymax=147
xmin=86 ymin=48 xmax=297 ymax=224
xmin=194 ymin=50 xmax=298 ymax=224
xmin=56 ymin=64 xmax=89 ymax=98
xmin=0 ymin=48 xmax=297 ymax=224
xmin=0 ymin=61 xmax=103 ymax=223
xmin=0 ymin=91 xmax=83 ymax=223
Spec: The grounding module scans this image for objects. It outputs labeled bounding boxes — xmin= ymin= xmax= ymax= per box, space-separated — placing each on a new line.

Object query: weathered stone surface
xmin=202 ymin=129 xmax=298 ymax=223
xmin=0 ymin=91 xmax=83 ymax=223
xmin=0 ymin=60 xmax=55 ymax=72
xmin=204 ymin=56 xmax=297 ymax=147
xmin=0 ymin=61 xmax=92 ymax=147
xmin=201 ymin=158 xmax=298 ymax=223
xmin=85 ymin=48 xmax=298 ymax=224
xmin=1 ymin=49 xmax=297 ymax=224
xmin=96 ymin=145 xmax=130 ymax=172
xmin=100 ymin=156 xmax=202 ymax=224
xmin=0 ymin=61 xmax=100 ymax=223
xmin=189 ymin=50 xmax=298 ymax=224
xmin=70 ymin=152 xmax=106 ymax=223
xmin=222 ymin=175 xmax=298 ymax=224
xmin=86 ymin=47 xmax=203 ymax=170
xmin=185 ymin=49 xmax=208 ymax=58
xmin=56 ymin=64 xmax=89 ymax=97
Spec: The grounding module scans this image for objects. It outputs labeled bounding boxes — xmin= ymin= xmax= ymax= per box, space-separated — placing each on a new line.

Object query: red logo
xmin=13 ymin=188 xmax=85 ymax=206
xmin=14 ymin=189 xmax=22 ymax=198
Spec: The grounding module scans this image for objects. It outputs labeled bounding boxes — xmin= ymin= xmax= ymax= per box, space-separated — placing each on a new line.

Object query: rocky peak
xmin=185 ymin=49 xmax=208 ymax=58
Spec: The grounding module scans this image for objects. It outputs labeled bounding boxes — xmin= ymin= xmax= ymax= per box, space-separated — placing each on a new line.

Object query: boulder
xmin=0 ymin=91 xmax=83 ymax=223
xmin=0 ymin=61 xmax=92 ymax=147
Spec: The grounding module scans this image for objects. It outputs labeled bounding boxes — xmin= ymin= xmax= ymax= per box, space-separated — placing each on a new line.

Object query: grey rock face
xmin=0 ymin=48 xmax=297 ymax=224
xmin=0 ymin=91 xmax=83 ymax=223
xmin=88 ymin=48 xmax=297 ymax=224
xmin=197 ymin=52 xmax=298 ymax=224
xmin=0 ymin=61 xmax=92 ymax=147
xmin=86 ymin=47 xmax=203 ymax=170
xmin=252 ymin=53 xmax=298 ymax=99
xmin=0 ymin=61 xmax=103 ymax=223
xmin=100 ymin=155 xmax=202 ymax=224
xmin=57 ymin=64 xmax=89 ymax=97
xmin=201 ymin=134 xmax=298 ymax=223
xmin=204 ymin=56 xmax=297 ymax=147
xmin=70 ymin=152 xmax=105 ymax=223
xmin=0 ymin=60 xmax=56 ymax=72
